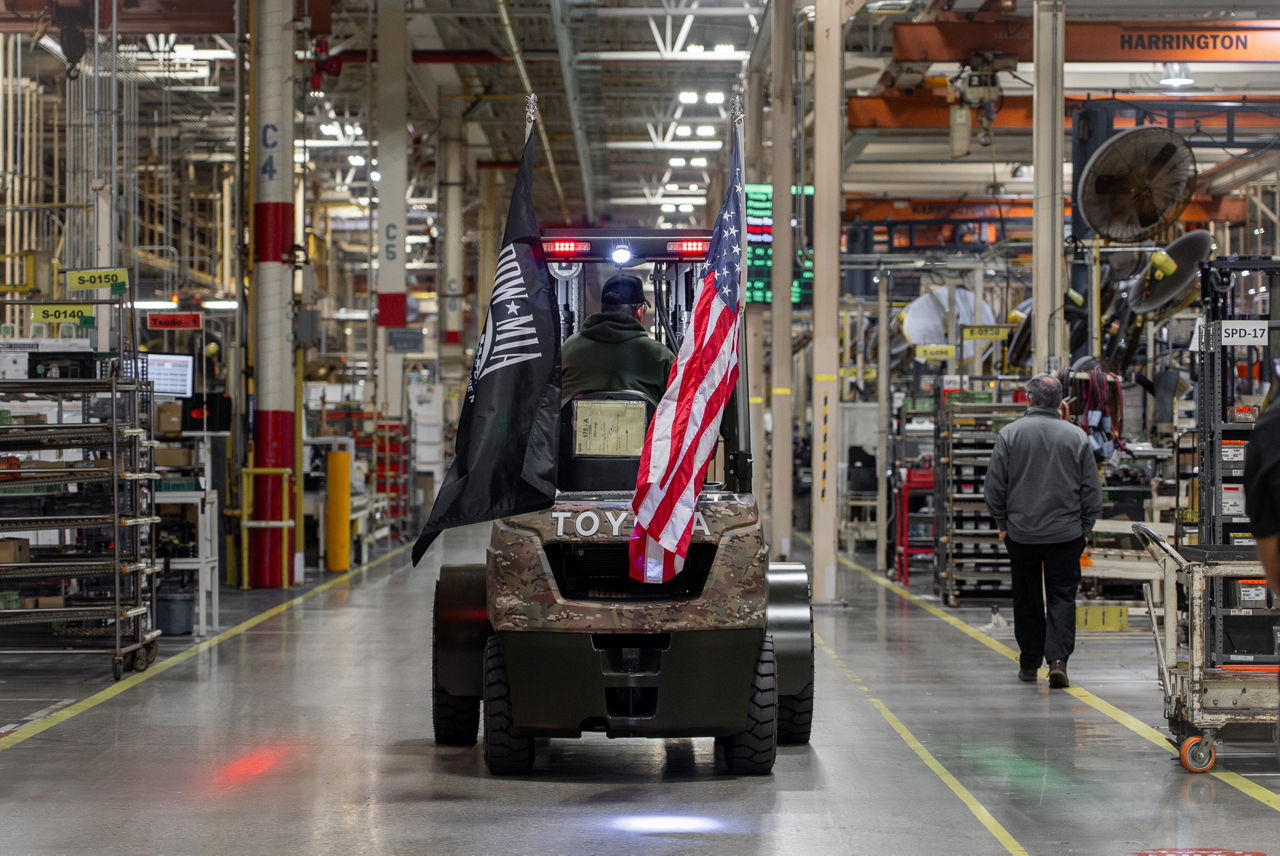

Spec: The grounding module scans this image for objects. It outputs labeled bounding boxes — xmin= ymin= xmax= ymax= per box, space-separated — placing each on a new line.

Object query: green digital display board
xmin=744 ymin=183 xmax=813 ymax=305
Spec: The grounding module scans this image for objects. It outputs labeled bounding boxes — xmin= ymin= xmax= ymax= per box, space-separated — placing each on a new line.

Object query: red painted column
xmin=250 ymin=0 xmax=296 ymax=587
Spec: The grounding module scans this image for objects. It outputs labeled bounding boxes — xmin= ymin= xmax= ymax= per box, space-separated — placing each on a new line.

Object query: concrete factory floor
xmin=0 ymin=524 xmax=1276 ymax=855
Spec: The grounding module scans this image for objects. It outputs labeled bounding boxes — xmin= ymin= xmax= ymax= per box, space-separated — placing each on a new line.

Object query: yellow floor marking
xmin=818 ymin=635 xmax=1028 ymax=856
xmin=0 ymin=542 xmax=414 ymax=753
xmin=807 ymin=536 xmax=1280 ymax=813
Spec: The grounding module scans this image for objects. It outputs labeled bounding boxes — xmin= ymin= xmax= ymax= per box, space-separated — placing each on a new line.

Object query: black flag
xmin=411 ymin=130 xmax=560 ymax=564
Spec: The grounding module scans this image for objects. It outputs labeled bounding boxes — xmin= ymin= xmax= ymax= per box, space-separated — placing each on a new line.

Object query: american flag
xmin=630 ymin=125 xmax=745 ymax=583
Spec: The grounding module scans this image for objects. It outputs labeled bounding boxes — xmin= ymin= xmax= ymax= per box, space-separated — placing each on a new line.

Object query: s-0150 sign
xmin=66 ymin=268 xmax=129 ymax=291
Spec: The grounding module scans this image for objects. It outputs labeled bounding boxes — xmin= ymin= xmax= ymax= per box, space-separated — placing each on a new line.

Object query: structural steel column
xmin=250 ymin=0 xmax=296 ymax=587
xmin=1032 ymin=0 xmax=1065 ymax=371
xmin=440 ymin=88 xmax=466 ymax=423
xmin=810 ymin=0 xmax=841 ymax=602
xmin=376 ymin=0 xmax=408 ymax=417
xmin=745 ymin=66 xmax=767 ymax=513
xmin=875 ymin=270 xmax=890 ymax=573
xmin=769 ymin=0 xmax=794 ymax=562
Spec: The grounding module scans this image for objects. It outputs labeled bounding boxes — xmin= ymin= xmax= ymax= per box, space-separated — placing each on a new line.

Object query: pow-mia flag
xmin=412 ymin=128 xmax=560 ymax=564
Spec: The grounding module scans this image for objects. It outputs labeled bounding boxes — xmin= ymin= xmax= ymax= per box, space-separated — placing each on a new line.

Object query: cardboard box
xmin=35 ymin=595 xmax=64 ymax=609
xmin=0 ymin=538 xmax=31 ymax=564
xmin=157 ymin=402 xmax=183 ymax=434
xmin=154 ymin=447 xmax=194 ymax=468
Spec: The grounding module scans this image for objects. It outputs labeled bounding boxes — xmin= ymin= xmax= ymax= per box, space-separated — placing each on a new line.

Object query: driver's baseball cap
xmin=600 ymin=273 xmax=649 ymax=308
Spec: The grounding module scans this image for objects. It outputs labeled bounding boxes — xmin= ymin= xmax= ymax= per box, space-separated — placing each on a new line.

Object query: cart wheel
xmin=112 ymin=658 xmax=124 ymax=682
xmin=133 ymin=650 xmax=149 ymax=673
xmin=1179 ymin=735 xmax=1216 ymax=773
xmin=123 ymin=650 xmax=137 ymax=673
xmin=146 ymin=642 xmax=159 ymax=664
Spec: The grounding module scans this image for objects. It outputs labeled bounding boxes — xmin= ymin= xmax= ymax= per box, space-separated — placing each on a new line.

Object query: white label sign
xmin=1219 ymin=320 xmax=1268 ymax=346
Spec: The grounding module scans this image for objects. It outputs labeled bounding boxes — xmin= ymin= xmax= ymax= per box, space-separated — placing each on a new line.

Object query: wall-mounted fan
xmin=1077 ymin=125 xmax=1198 ymax=243
xmin=1123 ymin=229 xmax=1213 ymax=316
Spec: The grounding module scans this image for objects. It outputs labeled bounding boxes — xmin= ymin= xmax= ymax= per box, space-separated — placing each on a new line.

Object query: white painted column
xmin=250 ymin=0 xmax=296 ymax=587
xmin=769 ymin=0 xmax=795 ymax=562
xmin=1032 ymin=0 xmax=1065 ymax=371
xmin=439 ymin=88 xmax=466 ymax=423
xmin=375 ymin=0 xmax=408 ymax=417
xmin=810 ymin=0 xmax=842 ymax=603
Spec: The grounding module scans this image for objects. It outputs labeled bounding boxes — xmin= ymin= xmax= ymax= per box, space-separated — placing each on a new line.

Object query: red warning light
xmin=667 ymin=239 xmax=710 ymax=257
xmin=542 ymin=240 xmax=591 ymax=257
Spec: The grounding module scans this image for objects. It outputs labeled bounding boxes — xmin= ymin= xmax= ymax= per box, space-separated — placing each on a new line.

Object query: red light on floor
xmin=666 ymin=239 xmax=710 ymax=257
xmin=542 ymin=239 xmax=591 ymax=256
xmin=213 ymin=746 xmax=291 ymax=789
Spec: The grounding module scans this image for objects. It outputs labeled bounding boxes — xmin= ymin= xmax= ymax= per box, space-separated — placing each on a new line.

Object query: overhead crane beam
xmin=892 ymin=18 xmax=1280 ymax=63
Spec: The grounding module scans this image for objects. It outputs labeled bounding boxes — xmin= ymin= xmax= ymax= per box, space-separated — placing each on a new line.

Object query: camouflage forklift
xmin=431 ymin=229 xmax=814 ymax=775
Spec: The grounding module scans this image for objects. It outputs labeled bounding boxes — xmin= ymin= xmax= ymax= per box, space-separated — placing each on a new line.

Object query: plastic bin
xmin=155 ymin=591 xmax=195 ymax=636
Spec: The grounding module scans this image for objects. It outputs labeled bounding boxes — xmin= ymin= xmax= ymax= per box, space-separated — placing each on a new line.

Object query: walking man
xmin=984 ymin=374 xmax=1102 ymax=688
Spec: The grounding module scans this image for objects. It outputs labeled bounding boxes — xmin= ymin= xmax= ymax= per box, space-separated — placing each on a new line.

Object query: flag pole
xmin=730 ymin=96 xmax=753 ymax=494
xmin=525 ymin=92 xmax=537 ymax=143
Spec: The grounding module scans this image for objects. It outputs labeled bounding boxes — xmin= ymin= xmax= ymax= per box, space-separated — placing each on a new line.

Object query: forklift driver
xmin=561 ymin=273 xmax=674 ymax=404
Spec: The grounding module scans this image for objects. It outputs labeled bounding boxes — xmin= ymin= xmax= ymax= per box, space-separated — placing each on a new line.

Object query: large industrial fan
xmin=1078 ymin=125 xmax=1198 ymax=243
xmin=1073 ymin=125 xmax=1206 ymax=372
xmin=900 ymin=286 xmax=996 ymax=362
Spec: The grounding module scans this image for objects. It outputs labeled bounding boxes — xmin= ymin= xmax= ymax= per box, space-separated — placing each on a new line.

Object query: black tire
xmin=432 ymin=587 xmax=480 ymax=746
xmin=715 ymin=635 xmax=777 ymax=775
xmin=483 ymin=636 xmax=534 ymax=775
xmin=778 ymin=679 xmax=814 ymax=745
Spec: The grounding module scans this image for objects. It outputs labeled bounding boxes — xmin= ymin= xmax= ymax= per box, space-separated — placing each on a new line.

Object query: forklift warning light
xmin=667 ymin=239 xmax=710 ymax=257
xmin=543 ymin=240 xmax=591 ymax=256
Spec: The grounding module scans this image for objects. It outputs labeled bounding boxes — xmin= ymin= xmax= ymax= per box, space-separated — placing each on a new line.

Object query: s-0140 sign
xmin=32 ymin=304 xmax=93 ymax=324
xmin=66 ymin=268 xmax=129 ymax=291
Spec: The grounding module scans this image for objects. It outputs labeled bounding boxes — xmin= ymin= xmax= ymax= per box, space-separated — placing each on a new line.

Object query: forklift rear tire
xmin=483 ymin=636 xmax=534 ymax=775
xmin=777 ymin=678 xmax=814 ymax=745
xmin=432 ymin=588 xmax=480 ymax=746
xmin=715 ymin=635 xmax=777 ymax=775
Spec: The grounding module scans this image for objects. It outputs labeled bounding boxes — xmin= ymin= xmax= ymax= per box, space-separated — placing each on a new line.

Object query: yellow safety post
xmin=325 ymin=451 xmax=352 ymax=572
xmin=239 ymin=467 xmax=294 ymax=589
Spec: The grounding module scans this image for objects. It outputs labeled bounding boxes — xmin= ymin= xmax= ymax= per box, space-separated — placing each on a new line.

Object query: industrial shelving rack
xmin=0 ymin=299 xmax=160 ymax=680
xmin=1194 ymin=284 xmax=1280 ymax=666
xmin=890 ymin=396 xmax=936 ymax=583
xmin=933 ymin=390 xmax=1024 ymax=606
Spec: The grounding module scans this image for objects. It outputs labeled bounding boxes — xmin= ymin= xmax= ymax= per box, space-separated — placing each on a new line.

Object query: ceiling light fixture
xmin=669 ymin=157 xmax=687 ymax=167
xmin=678 ymin=91 xmax=698 ymax=104
xmin=1159 ymin=62 xmax=1194 ymax=87
xmin=686 ymin=44 xmax=704 ymax=54
xmin=675 ymin=125 xmax=692 ymax=137
xmin=713 ymin=43 xmax=735 ymax=54
xmin=690 ymin=157 xmax=707 ymax=167
xmin=705 ymin=91 xmax=725 ymax=105
xmin=665 ymin=183 xmax=679 ymax=191
xmin=695 ymin=125 xmax=715 ymax=137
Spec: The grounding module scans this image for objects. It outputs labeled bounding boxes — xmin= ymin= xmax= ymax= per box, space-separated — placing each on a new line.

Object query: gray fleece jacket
xmin=983 ymin=406 xmax=1102 ymax=544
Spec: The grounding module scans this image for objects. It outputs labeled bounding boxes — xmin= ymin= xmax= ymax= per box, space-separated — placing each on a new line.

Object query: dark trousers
xmin=1003 ymin=535 xmax=1085 ymax=670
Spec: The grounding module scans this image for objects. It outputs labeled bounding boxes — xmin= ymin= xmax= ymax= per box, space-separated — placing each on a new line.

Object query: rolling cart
xmin=1132 ymin=523 xmax=1278 ymax=772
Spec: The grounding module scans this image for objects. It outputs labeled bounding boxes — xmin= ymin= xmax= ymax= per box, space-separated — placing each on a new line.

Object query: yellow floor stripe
xmin=811 ymin=537 xmax=1280 ymax=812
xmin=818 ymin=635 xmax=1028 ymax=856
xmin=0 ymin=542 xmax=414 ymax=753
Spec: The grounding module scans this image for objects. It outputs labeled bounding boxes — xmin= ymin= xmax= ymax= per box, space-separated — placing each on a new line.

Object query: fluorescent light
xmin=348 ymin=154 xmax=366 ymax=166
xmin=678 ymin=203 xmax=694 ymax=213
xmin=714 ymin=43 xmax=735 ymax=54
xmin=695 ymin=125 xmax=715 ymax=137
xmin=134 ymin=300 xmax=179 ymax=310
xmin=678 ymin=91 xmax=698 ymax=104
xmin=1159 ymin=62 xmax=1194 ymax=87
xmin=688 ymin=184 xmax=698 ymax=191
xmin=665 ymin=183 xmax=679 ymax=191
xmin=202 ymin=300 xmax=239 ymax=310
xmin=675 ymin=125 xmax=691 ymax=137
xmin=690 ymin=157 xmax=707 ymax=167
xmin=686 ymin=44 xmax=704 ymax=54
xmin=669 ymin=157 xmax=687 ymax=167
xmin=336 ymin=307 xmax=370 ymax=321
xmin=370 ymin=170 xmax=382 ymax=182
xmin=705 ymin=91 xmax=725 ymax=105
xmin=661 ymin=203 xmax=676 ymax=213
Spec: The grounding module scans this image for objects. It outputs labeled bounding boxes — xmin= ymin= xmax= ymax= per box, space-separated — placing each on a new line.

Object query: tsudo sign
xmin=1218 ymin=320 xmax=1268 ymax=346
xmin=146 ymin=312 xmax=203 ymax=330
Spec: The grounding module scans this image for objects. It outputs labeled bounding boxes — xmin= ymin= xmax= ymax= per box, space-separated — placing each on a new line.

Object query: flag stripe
xmin=630 ymin=126 xmax=745 ymax=582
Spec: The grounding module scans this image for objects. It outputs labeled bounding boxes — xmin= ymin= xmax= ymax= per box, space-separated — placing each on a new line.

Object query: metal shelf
xmin=0 ymin=423 xmax=118 ymax=451
xmin=0 ymin=604 xmax=148 ymax=628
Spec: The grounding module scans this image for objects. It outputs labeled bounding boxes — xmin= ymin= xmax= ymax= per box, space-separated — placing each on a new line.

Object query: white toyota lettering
xmin=692 ymin=511 xmax=711 ymax=536
xmin=605 ymin=510 xmax=629 ymax=536
xmin=551 ymin=510 xmax=572 ymax=537
xmin=574 ymin=511 xmax=601 ymax=537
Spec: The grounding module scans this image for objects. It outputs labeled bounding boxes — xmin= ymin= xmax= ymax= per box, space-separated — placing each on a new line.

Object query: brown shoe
xmin=1048 ymin=660 xmax=1069 ymax=688
xmin=1017 ymin=668 xmax=1037 ymax=682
